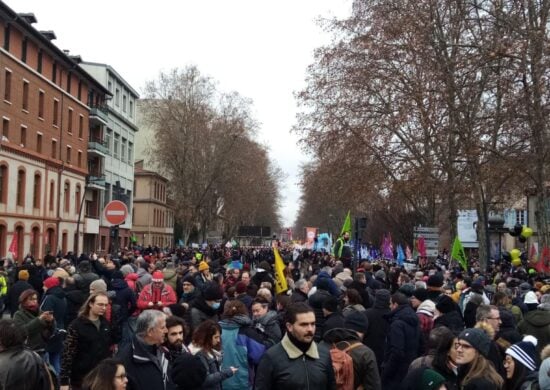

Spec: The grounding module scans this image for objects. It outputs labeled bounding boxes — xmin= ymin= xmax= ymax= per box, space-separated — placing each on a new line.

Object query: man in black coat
xmin=308 ymin=278 xmax=332 ymax=342
xmin=6 ymin=270 xmax=33 ymax=317
xmin=290 ymin=278 xmax=309 ymax=303
xmin=321 ymin=295 xmax=345 ymax=337
xmin=365 ymin=289 xmax=391 ymax=371
xmin=381 ymin=292 xmax=420 ymax=390
xmin=349 ymin=272 xmax=371 ymax=308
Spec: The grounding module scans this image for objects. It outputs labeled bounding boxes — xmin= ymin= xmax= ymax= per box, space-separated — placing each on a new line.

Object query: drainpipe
xmin=56 ymin=92 xmax=64 ymax=255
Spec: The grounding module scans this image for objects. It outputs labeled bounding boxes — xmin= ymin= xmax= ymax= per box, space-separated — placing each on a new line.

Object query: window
xmin=78 ymin=115 xmax=83 ymax=138
xmin=123 ymin=95 xmax=127 ymax=112
xmin=49 ymin=181 xmax=54 ymax=211
xmin=53 ymin=99 xmax=59 ymax=126
xmin=64 ymin=182 xmax=70 ymax=212
xmin=37 ymin=51 xmax=42 ymax=74
xmin=129 ymin=101 xmax=134 ymax=118
xmin=115 ymin=88 xmax=120 ymax=106
xmin=2 ymin=118 xmax=8 ymax=140
xmin=52 ymin=63 xmax=57 ymax=84
xmin=4 ymin=70 xmax=11 ymax=101
xmin=38 ymin=91 xmax=44 ymax=118
xmin=105 ymin=129 xmax=112 ymax=152
xmin=33 ymin=173 xmax=41 ymax=208
xmin=68 ymin=108 xmax=73 ymax=133
xmin=20 ymin=126 xmax=26 ymax=147
xmin=51 ymin=139 xmax=57 ymax=159
xmin=22 ymin=81 xmax=29 ymax=111
xmin=75 ymin=184 xmax=81 ymax=213
xmin=66 ymin=73 xmax=71 ymax=94
xmin=3 ymin=25 xmax=9 ymax=50
xmin=77 ymin=81 xmax=82 ymax=101
xmin=21 ymin=37 xmax=27 ymax=63
xmin=108 ymin=81 xmax=112 ymax=92
xmin=77 ymin=151 xmax=82 ymax=167
xmin=0 ymin=165 xmax=7 ymax=203
xmin=114 ymin=135 xmax=119 ymax=158
xmin=128 ymin=142 xmax=133 ymax=162
xmin=66 ymin=146 xmax=72 ymax=164
xmin=37 ymin=133 xmax=42 ymax=153
xmin=16 ymin=169 xmax=25 ymax=207
xmin=121 ymin=138 xmax=126 ymax=162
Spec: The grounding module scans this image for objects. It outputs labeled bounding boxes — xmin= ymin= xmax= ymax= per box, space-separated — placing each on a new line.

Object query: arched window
xmin=49 ymin=181 xmax=55 ymax=211
xmin=64 ymin=181 xmax=70 ymax=213
xmin=0 ymin=224 xmax=6 ymax=258
xmin=0 ymin=164 xmax=7 ymax=204
xmin=16 ymin=169 xmax=25 ymax=206
xmin=31 ymin=226 xmax=39 ymax=257
xmin=75 ymin=184 xmax=81 ymax=214
xmin=33 ymin=173 xmax=41 ymax=209
xmin=15 ymin=225 xmax=24 ymax=262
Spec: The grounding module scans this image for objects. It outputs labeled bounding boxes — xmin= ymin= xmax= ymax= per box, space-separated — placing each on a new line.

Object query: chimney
xmin=40 ymin=30 xmax=57 ymax=41
xmin=18 ymin=13 xmax=37 ymax=24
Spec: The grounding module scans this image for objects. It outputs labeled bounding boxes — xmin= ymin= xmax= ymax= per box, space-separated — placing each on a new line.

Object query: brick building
xmin=0 ymin=3 xmax=109 ymax=262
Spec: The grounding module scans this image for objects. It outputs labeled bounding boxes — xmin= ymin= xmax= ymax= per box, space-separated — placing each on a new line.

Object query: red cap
xmin=152 ymin=271 xmax=164 ymax=282
xmin=44 ymin=277 xmax=60 ymax=289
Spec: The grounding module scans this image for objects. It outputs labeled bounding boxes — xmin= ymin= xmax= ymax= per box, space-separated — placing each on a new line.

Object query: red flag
xmin=535 ymin=246 xmax=550 ymax=274
xmin=529 ymin=243 xmax=538 ymax=261
xmin=417 ymin=237 xmax=427 ymax=257
xmin=8 ymin=232 xmax=18 ymax=259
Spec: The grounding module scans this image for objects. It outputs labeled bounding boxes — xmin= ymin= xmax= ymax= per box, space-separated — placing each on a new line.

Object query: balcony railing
xmin=89 ymin=105 xmax=109 ymax=124
xmin=88 ymin=137 xmax=109 ymax=155
xmin=87 ymin=174 xmax=106 ymax=188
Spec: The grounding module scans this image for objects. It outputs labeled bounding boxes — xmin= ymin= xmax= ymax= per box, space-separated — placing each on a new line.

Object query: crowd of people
xmin=0 ymin=244 xmax=550 ymax=389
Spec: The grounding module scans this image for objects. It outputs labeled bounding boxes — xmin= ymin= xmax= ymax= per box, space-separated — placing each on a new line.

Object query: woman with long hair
xmin=191 ymin=319 xmax=236 ymax=390
xmin=503 ymin=336 xmax=539 ymax=390
xmin=13 ymin=289 xmax=54 ymax=353
xmin=82 ymin=358 xmax=127 ymax=390
xmin=342 ymin=288 xmax=366 ymax=317
xmin=455 ymin=328 xmax=504 ymax=389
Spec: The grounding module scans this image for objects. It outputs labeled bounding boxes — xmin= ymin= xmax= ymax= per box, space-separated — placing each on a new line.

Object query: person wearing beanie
xmin=251 ymin=260 xmax=275 ymax=290
xmin=456 ymin=328 xmax=504 ymax=389
xmin=402 ymin=366 xmax=447 ymax=390
xmin=322 ymin=310 xmax=381 ymax=390
xmin=171 ymin=352 xmax=207 ymax=390
xmin=321 ymin=295 xmax=345 ymax=337
xmin=434 ymin=294 xmax=464 ymax=335
xmin=137 ymin=270 xmax=177 ymax=312
xmin=416 ymin=298 xmax=436 ymax=351
xmin=6 ymin=270 xmax=33 ymax=317
xmin=13 ymin=288 xmax=54 ymax=352
xmin=41 ymin=275 xmax=67 ymax=374
xmin=110 ymin=269 xmax=137 ymax=349
xmin=194 ymin=261 xmax=213 ymax=292
xmin=308 ymin=275 xmax=333 ymax=342
xmin=426 ymin=273 xmax=444 ymax=302
xmin=190 ymin=281 xmax=222 ymax=332
xmin=518 ymin=293 xmax=550 ymax=355
xmin=89 ymin=278 xmax=107 ymax=294
xmin=365 ymin=289 xmax=391 ymax=371
xmin=18 ymin=269 xmax=30 ymax=281
xmin=381 ymin=292 xmax=421 ymax=389
xmin=410 ymin=288 xmax=428 ymax=309
xmin=504 ymin=335 xmax=539 ymax=389
xmin=180 ymin=274 xmax=199 ymax=308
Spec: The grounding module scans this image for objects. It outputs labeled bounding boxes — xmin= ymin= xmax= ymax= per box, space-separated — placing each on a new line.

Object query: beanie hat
xmin=18 ymin=270 xmax=30 ymax=281
xmin=317 ymin=277 xmax=331 ymax=291
xmin=399 ymin=284 xmax=415 ymax=297
xmin=90 ymin=278 xmax=107 ymax=292
xmin=111 ymin=270 xmax=124 ymax=280
xmin=412 ymin=288 xmax=428 ymax=302
xmin=182 ymin=274 xmax=196 ymax=287
xmin=152 ymin=271 xmax=164 ymax=282
xmin=506 ymin=335 xmax=538 ymax=371
xmin=322 ymin=296 xmax=339 ymax=313
xmin=520 ymin=282 xmax=532 ymax=292
xmin=235 ymin=281 xmax=247 ymax=294
xmin=120 ymin=264 xmax=135 ymax=277
xmin=420 ymin=368 xmax=446 ymax=390
xmin=344 ymin=311 xmax=369 ymax=335
xmin=259 ymin=261 xmax=271 ymax=271
xmin=43 ymin=276 xmax=60 ymax=289
xmin=435 ymin=294 xmax=455 ymax=314
xmin=417 ymin=300 xmax=436 ymax=317
xmin=203 ymin=282 xmax=223 ymax=301
xmin=427 ymin=273 xmax=444 ymax=288
xmin=198 ymin=261 xmax=209 ymax=272
xmin=171 ymin=353 xmax=207 ymax=389
xmin=374 ymin=289 xmax=391 ymax=308
xmin=458 ymin=328 xmax=491 ymax=358
xmin=19 ymin=288 xmax=37 ymax=304
xmin=524 ymin=291 xmax=539 ymax=304
xmin=375 ymin=270 xmax=386 ymax=280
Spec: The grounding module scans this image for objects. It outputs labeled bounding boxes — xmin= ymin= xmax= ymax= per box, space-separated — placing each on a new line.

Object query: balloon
xmin=522 ymin=226 xmax=534 ymax=238
xmin=502 ymin=251 xmax=511 ymax=262
xmin=510 ymin=248 xmax=521 ymax=259
xmin=514 ymin=223 xmax=523 ymax=235
xmin=519 ymin=235 xmax=527 ymax=243
xmin=512 ymin=258 xmax=522 ymax=267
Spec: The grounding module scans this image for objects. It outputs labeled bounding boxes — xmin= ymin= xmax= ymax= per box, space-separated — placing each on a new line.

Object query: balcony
xmin=89 ymin=105 xmax=109 ymax=125
xmin=87 ymin=174 xmax=106 ymax=190
xmin=88 ymin=137 xmax=109 ymax=157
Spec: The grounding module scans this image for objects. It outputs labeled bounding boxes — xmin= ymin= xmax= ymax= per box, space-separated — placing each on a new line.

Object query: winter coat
xmin=433 ymin=310 xmax=464 ymax=335
xmin=322 ymin=312 xmax=346 ymax=337
xmin=136 ymin=268 xmax=152 ymax=291
xmin=457 ymin=364 xmax=501 ymax=390
xmin=314 ymin=271 xmax=341 ymax=297
xmin=0 ymin=346 xmax=53 ymax=390
xmin=111 ymin=278 xmax=137 ymax=320
xmin=290 ymin=289 xmax=308 ymax=303
xmin=190 ymin=297 xmax=219 ymax=331
xmin=40 ymin=285 xmax=67 ymax=353
xmin=6 ymin=279 xmax=33 ymax=315
xmin=195 ymin=349 xmax=234 ymax=390
xmin=125 ymin=272 xmax=139 ymax=292
xmin=255 ymin=333 xmax=336 ymax=390
xmin=116 ymin=335 xmax=175 ymax=390
xmin=348 ymin=280 xmax=372 ymax=308
xmin=342 ymin=303 xmax=366 ymax=318
xmin=381 ymin=304 xmax=420 ymax=390
xmin=137 ymin=283 xmax=177 ymax=311
xmin=63 ymin=285 xmax=87 ymax=326
xmin=308 ymin=289 xmax=332 ymax=342
xmin=162 ymin=268 xmax=178 ymax=291
xmin=60 ymin=315 xmax=115 ymax=386
xmin=322 ymin=328 xmax=381 ymax=390
xmin=13 ymin=307 xmax=53 ymax=351
xmin=365 ymin=304 xmax=390 ymax=369
xmin=220 ymin=315 xmax=268 ymax=389
xmin=254 ymin=310 xmax=282 ymax=346
xmin=72 ymin=271 xmax=99 ymax=293
xmin=251 ymin=270 xmax=275 ymax=290
xmin=518 ymin=309 xmax=550 ymax=354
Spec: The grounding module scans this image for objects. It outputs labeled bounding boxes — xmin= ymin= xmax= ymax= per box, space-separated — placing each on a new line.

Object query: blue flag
xmin=397 ymin=244 xmax=406 ymax=265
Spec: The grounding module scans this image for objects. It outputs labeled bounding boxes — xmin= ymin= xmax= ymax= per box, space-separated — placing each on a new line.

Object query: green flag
xmin=340 ymin=211 xmax=352 ymax=236
xmin=451 ymin=236 xmax=468 ymax=271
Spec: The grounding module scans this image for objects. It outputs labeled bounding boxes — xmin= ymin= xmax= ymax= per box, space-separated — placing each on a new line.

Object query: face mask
xmin=69 ymin=266 xmax=76 ymax=274
xmin=24 ymin=303 xmax=39 ymax=312
xmin=211 ymin=302 xmax=220 ymax=310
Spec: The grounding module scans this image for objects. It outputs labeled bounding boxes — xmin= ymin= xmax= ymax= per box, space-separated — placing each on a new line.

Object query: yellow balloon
xmin=510 ymin=248 xmax=521 ymax=259
xmin=512 ymin=258 xmax=522 ymax=267
xmin=522 ymin=226 xmax=533 ymax=238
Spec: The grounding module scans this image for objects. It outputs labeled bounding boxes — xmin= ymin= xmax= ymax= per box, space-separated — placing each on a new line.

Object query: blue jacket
xmin=220 ymin=314 xmax=267 ymax=389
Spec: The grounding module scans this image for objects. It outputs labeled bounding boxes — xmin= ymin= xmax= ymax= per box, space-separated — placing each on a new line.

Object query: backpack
xmin=330 ymin=342 xmax=361 ymax=390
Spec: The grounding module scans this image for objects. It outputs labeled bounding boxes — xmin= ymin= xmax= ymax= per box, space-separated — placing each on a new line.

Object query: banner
xmin=8 ymin=232 xmax=18 ymax=260
xmin=451 ymin=236 xmax=468 ymax=271
xmin=305 ymin=227 xmax=317 ymax=249
xmin=273 ymin=247 xmax=288 ymax=294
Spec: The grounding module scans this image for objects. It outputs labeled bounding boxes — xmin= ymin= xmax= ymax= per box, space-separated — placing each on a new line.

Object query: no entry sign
xmin=104 ymin=200 xmax=128 ymax=225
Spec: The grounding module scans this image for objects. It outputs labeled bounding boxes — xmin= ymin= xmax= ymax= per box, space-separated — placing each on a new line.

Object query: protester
xmin=503 ymin=335 xmax=539 ymax=389
xmin=81 ymin=358 xmax=128 ymax=390
xmin=137 ymin=270 xmax=177 ymax=312
xmin=6 ymin=269 xmax=33 ymax=317
xmin=13 ymin=288 xmax=54 ymax=352
xmin=190 ymin=282 xmax=223 ymax=331
xmin=518 ymin=294 xmax=550 ymax=354
xmin=365 ymin=289 xmax=391 ymax=370
xmin=164 ymin=315 xmax=190 ymax=361
xmin=251 ymin=297 xmax=282 ymax=345
xmin=171 ymin=352 xmax=207 ymax=390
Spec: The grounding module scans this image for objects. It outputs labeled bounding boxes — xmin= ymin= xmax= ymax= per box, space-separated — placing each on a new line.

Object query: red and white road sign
xmin=104 ymin=200 xmax=128 ymax=225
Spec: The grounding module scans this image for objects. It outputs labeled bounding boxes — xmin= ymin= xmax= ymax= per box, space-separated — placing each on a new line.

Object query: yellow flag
xmin=273 ymin=247 xmax=288 ymax=294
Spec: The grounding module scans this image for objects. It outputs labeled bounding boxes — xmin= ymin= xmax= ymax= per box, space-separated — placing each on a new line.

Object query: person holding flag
xmin=332 ymin=211 xmax=353 ymax=268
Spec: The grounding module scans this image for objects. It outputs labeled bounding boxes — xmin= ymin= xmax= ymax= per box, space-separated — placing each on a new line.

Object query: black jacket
xmin=111 ymin=278 xmax=137 ymax=321
xmin=255 ymin=333 xmax=336 ymax=390
xmin=433 ymin=310 xmax=464 ymax=335
xmin=7 ymin=279 xmax=33 ymax=315
xmin=117 ymin=336 xmax=176 ymax=390
xmin=290 ymin=289 xmax=308 ymax=303
xmin=40 ymin=285 xmax=67 ymax=353
xmin=322 ymin=312 xmax=345 ymax=337
xmin=0 ymin=346 xmax=53 ymax=390
xmin=308 ymin=289 xmax=332 ymax=342
xmin=381 ymin=304 xmax=420 ymax=390
xmin=63 ymin=285 xmax=87 ymax=327
xmin=365 ymin=304 xmax=390 ymax=369
xmin=349 ymin=281 xmax=371 ymax=308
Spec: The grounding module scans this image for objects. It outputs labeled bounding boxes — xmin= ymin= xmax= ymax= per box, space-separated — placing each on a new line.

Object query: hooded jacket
xmin=162 ymin=268 xmax=178 ymax=291
xmin=364 ymin=294 xmax=390 ymax=369
xmin=137 ymin=282 xmax=177 ymax=311
xmin=254 ymin=310 xmax=282 ymax=346
xmin=41 ymin=284 xmax=67 ymax=353
xmin=381 ymin=304 xmax=420 ymax=390
xmin=13 ymin=306 xmax=53 ymax=351
xmin=111 ymin=278 xmax=137 ymax=320
xmin=308 ymin=288 xmax=332 ymax=342
xmin=518 ymin=309 xmax=550 ymax=354
xmin=190 ymin=297 xmax=219 ymax=331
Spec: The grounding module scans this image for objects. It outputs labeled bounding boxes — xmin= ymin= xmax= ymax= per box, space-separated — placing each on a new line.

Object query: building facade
xmin=132 ymin=160 xmax=174 ymax=248
xmin=0 ymin=3 xmax=110 ymax=262
xmin=78 ymin=62 xmax=139 ymax=253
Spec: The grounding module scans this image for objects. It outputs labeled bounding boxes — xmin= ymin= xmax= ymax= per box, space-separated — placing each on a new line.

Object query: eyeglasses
xmin=94 ymin=303 xmax=108 ymax=307
xmin=115 ymin=373 xmax=127 ymax=380
xmin=455 ymin=342 xmax=474 ymax=350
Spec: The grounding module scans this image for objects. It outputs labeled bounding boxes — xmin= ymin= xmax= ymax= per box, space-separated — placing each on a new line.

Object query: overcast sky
xmin=14 ymin=0 xmax=352 ymax=228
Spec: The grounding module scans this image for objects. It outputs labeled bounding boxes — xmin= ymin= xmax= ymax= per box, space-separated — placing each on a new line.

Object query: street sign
xmin=104 ymin=200 xmax=128 ymax=225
